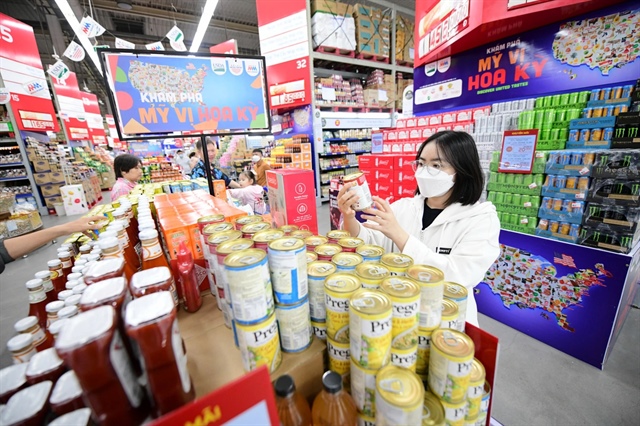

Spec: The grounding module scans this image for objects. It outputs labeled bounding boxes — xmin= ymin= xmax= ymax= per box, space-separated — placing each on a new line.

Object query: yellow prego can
xmin=327 ymin=337 xmax=351 ymax=391
xmin=332 ymin=252 xmax=364 ymax=274
xmin=310 ymin=320 xmax=326 ymax=341
xmin=390 ymin=344 xmax=418 ymax=372
xmin=380 ymin=276 xmax=420 ymax=350
xmin=351 ymin=358 xmax=378 ymax=418
xmin=235 ymin=313 xmax=282 ymax=374
xmin=357 ymin=413 xmax=376 ymax=426
xmin=308 ymin=261 xmax=337 ymax=322
xmin=349 ymin=289 xmax=392 ymax=370
xmin=324 ymin=273 xmax=361 ymax=343
xmin=291 ymin=230 xmax=313 ymax=239
xmin=416 ymin=328 xmax=433 ymax=376
xmin=443 ymin=282 xmax=468 ymax=330
xmin=465 ymin=358 xmax=486 ymax=420
xmin=315 ymin=243 xmax=343 ymax=262
xmin=441 ymin=299 xmax=461 ymax=331
xmin=355 ymin=263 xmax=391 ymax=289
xmin=278 ymin=224 xmax=299 ymax=235
xmin=407 ymin=265 xmax=445 ymax=330
xmin=440 ymin=398 xmax=467 ymax=426
xmin=326 ymin=230 xmax=351 ymax=244
xmin=380 ymin=253 xmax=414 ymax=276
xmin=428 ymin=329 xmax=475 ymax=404
xmin=356 ymin=244 xmax=385 ymax=263
xmin=423 ymin=392 xmax=446 ymax=426
xmin=479 ymin=381 xmax=491 ymax=422
xmin=306 ymin=251 xmax=318 ymax=263
xmin=375 ymin=365 xmax=424 ymax=426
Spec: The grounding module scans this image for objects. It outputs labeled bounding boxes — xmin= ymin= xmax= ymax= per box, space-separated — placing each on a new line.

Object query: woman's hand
xmin=337 ymin=181 xmax=359 ymax=220
xmin=361 ymin=196 xmax=410 ymax=250
xmin=64 ymin=215 xmax=108 ymax=234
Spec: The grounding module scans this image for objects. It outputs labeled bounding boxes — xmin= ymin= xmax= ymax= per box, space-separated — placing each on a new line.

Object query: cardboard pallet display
xmin=353 ymin=3 xmax=391 ymax=58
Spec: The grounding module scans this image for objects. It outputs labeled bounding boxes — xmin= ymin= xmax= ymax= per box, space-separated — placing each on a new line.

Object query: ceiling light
xmin=53 ymin=0 xmax=103 ymax=75
xmin=189 ymin=0 xmax=219 ymax=53
xmin=117 ymin=1 xmax=133 ymax=10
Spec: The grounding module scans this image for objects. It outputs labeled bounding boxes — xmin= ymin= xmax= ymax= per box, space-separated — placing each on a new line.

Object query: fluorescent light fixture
xmin=189 ymin=0 xmax=219 ymax=53
xmin=53 ymin=0 xmax=103 ymax=75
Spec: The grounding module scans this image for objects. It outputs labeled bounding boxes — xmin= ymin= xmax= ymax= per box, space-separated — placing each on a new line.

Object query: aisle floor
xmin=1 ymin=198 xmax=638 ymax=424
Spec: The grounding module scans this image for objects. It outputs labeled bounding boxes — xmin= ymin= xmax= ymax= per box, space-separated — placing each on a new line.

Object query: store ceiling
xmin=0 ymin=0 xmax=415 ymax=116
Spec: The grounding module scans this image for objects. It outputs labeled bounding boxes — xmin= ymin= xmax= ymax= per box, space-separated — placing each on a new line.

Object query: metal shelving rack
xmin=303 ymin=0 xmax=415 ymax=203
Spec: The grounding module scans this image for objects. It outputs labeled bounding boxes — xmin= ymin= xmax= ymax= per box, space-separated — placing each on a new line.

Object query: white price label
xmin=523 ymin=202 xmax=532 ymax=207
xmin=528 ymin=183 xmax=538 ymax=189
xmin=579 ymin=167 xmax=590 ymax=175
xmin=576 ymin=193 xmax=585 ymax=200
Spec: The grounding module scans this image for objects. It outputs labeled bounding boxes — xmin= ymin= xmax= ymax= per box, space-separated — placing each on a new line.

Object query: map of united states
xmin=128 ymin=61 xmax=208 ymax=106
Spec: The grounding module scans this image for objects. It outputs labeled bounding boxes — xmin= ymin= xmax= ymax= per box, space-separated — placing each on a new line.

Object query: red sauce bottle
xmin=125 ymin=292 xmax=195 ymax=417
xmin=139 ymin=229 xmax=170 ymax=271
xmin=0 ymin=364 xmax=28 ymax=404
xmin=49 ymin=370 xmax=85 ymax=416
xmin=130 ymin=266 xmax=179 ymax=307
xmin=58 ymin=251 xmax=74 ymax=278
xmin=83 ymin=258 xmax=126 ymax=286
xmin=34 ymin=271 xmax=56 ymax=305
xmin=45 ymin=301 xmax=65 ymax=330
xmin=55 ymin=305 xmax=149 ymax=426
xmin=114 ymin=208 xmax=139 ymax=254
xmin=25 ymin=279 xmax=48 ymax=330
xmin=99 ymin=237 xmax=137 ymax=282
xmin=177 ymin=242 xmax=203 ymax=313
xmin=0 ymin=380 xmax=52 ymax=426
xmin=110 ymin=221 xmax=141 ymax=270
xmin=47 ymin=260 xmax=66 ymax=296
xmin=14 ymin=316 xmax=53 ymax=352
xmin=25 ymin=347 xmax=65 ymax=385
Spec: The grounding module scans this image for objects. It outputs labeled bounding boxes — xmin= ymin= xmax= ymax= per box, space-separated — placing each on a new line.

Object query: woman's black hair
xmin=241 ymin=170 xmax=258 ymax=185
xmin=189 ymin=152 xmax=197 ymax=158
xmin=114 ymin=154 xmax=141 ymax=179
xmin=415 ymin=131 xmax=484 ymax=206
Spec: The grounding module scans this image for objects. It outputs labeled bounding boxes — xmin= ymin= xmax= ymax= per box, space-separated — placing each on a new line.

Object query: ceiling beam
xmin=92 ymin=0 xmax=258 ymax=34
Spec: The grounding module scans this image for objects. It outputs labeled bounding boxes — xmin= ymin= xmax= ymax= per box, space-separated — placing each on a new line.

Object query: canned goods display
xmin=579 ymin=129 xmax=591 ymax=142
xmin=466 ymin=358 xmax=486 ymax=420
xmin=356 ymin=244 xmax=385 ymax=263
xmin=234 ymin=215 xmax=263 ymax=231
xmin=380 ymin=253 xmax=414 ymax=276
xmin=568 ymin=129 xmax=579 ymax=142
xmin=591 ymin=128 xmax=603 ymax=141
xmin=440 ymin=398 xmax=467 ymax=426
xmin=344 ymin=172 xmax=374 ymax=211
xmin=423 ymin=392 xmax=446 ymax=426
xmin=416 ymin=328 xmax=433 ymax=376
xmin=275 ymin=298 xmax=311 ymax=353
xmin=236 ymin=313 xmax=282 ymax=373
xmin=290 ymin=230 xmax=313 ymax=240
xmin=326 ymin=230 xmax=351 ymax=244
xmin=305 ymin=235 xmax=328 ymax=251
xmin=479 ymin=381 xmax=492 ymax=422
xmin=267 ymin=238 xmax=308 ymax=305
xmin=407 ymin=265 xmax=445 ymax=330
xmin=350 ymin=358 xmax=378 ymax=417
xmin=308 ymin=261 xmax=337 ymax=321
xmin=349 ymin=289 xmax=392 ymax=370
xmin=390 ymin=345 xmax=418 ymax=372
xmin=324 ymin=273 xmax=361 ymax=342
xmin=440 ymin=299 xmax=461 ymax=331
xmin=311 ymin=320 xmax=326 ymax=341
xmin=251 ymin=229 xmax=285 ymax=251
xmin=315 ymin=243 xmax=343 ymax=261
xmin=216 ymin=237 xmax=255 ymax=303
xmin=306 ymin=251 xmax=318 ymax=263
xmin=241 ymin=222 xmax=272 ymax=239
xmin=278 ymin=225 xmax=299 ymax=235
xmin=428 ymin=329 xmax=475 ymax=403
xmin=603 ymin=128 xmax=614 ymax=141
xmin=356 ymin=263 xmax=391 ymax=289
xmin=577 ymin=176 xmax=590 ymax=190
xmin=443 ymin=282 xmax=468 ymax=329
xmin=332 ymin=252 xmax=364 ymax=274
xmin=337 ymin=237 xmax=365 ymax=252
xmin=375 ymin=365 xmax=424 ymax=426
xmin=224 ymin=249 xmax=274 ymax=325
xmin=327 ymin=338 xmax=351 ymax=390
xmin=380 ymin=277 xmax=420 ymax=349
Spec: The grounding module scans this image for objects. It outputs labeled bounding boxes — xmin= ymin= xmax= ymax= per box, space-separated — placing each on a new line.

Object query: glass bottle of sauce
xmin=0 ymin=364 xmax=28 ymax=404
xmin=46 ymin=301 xmax=65 ymax=329
xmin=14 ymin=316 xmax=53 ymax=352
xmin=139 ymin=229 xmax=170 ymax=271
xmin=311 ymin=371 xmax=357 ymax=426
xmin=130 ymin=266 xmax=179 ymax=307
xmin=35 ymin=270 xmax=57 ymax=305
xmin=6 ymin=334 xmax=36 ymax=364
xmin=55 ymin=305 xmax=149 ymax=426
xmin=83 ymin=258 xmax=126 ymax=286
xmin=125 ymin=292 xmax=195 ymax=417
xmin=58 ymin=250 xmax=74 ymax=277
xmin=177 ymin=241 xmax=203 ymax=313
xmin=275 ymin=374 xmax=312 ymax=426
xmin=114 ymin=207 xmax=139 ymax=251
xmin=110 ymin=221 xmax=141 ymax=270
xmin=25 ymin=347 xmax=65 ymax=385
xmin=48 ymin=319 xmax=69 ymax=342
xmin=50 ymin=370 xmax=85 ymax=416
xmin=48 ymin=260 xmax=66 ymax=296
xmin=98 ymin=238 xmax=137 ymax=282
xmin=0 ymin=380 xmax=52 ymax=426
xmin=26 ymin=278 xmax=48 ymax=330
xmin=79 ymin=244 xmax=92 ymax=256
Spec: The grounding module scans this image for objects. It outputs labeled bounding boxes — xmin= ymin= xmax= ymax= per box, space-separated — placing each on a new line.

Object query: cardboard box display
xmin=292 ymin=153 xmax=302 ymax=162
xmin=33 ymin=172 xmax=50 ymax=186
xmin=40 ymin=184 xmax=61 ymax=197
xmin=33 ymin=160 xmax=50 ymax=173
xmin=266 ymin=169 xmax=318 ymax=234
xmin=302 ymin=161 xmax=312 ymax=170
xmin=302 ymin=152 xmax=312 ymax=162
xmin=394 ymin=183 xmax=417 ymax=199
xmin=213 ymin=180 xmax=226 ymax=199
xmin=44 ymin=195 xmax=62 ymax=208
xmin=50 ymin=172 xmax=65 ymax=183
xmin=60 ymin=184 xmax=88 ymax=215
xmin=310 ymin=0 xmax=353 ymax=17
xmin=301 ymin=143 xmax=312 ymax=153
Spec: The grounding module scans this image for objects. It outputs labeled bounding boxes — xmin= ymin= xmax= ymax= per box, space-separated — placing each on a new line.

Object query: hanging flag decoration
xmin=79 ymin=16 xmax=106 ymax=38
xmin=115 ymin=38 xmax=135 ymax=49
xmin=0 ymin=88 xmax=10 ymax=104
xmin=166 ymin=25 xmax=186 ymax=51
xmin=63 ymin=41 xmax=86 ymax=62
xmin=47 ymin=60 xmax=70 ymax=81
xmin=146 ymin=41 xmax=165 ymax=51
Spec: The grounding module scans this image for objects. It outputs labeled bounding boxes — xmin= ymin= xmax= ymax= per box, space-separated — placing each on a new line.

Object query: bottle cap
xmin=67 ymin=273 xmax=83 ymax=282
xmin=79 ymin=244 xmax=91 ymax=252
xmin=47 ymin=259 xmax=62 ymax=268
xmin=7 ymin=333 xmax=33 ymax=351
xmin=274 ymin=375 xmax=295 ymax=397
xmin=48 ymin=318 xmax=68 ymax=336
xmin=14 ymin=316 xmax=38 ymax=333
xmin=72 ymin=284 xmax=87 ymax=295
xmin=65 ymin=295 xmax=82 ymax=307
xmin=139 ymin=229 xmax=159 ymax=241
xmin=25 ymin=279 xmax=43 ymax=290
xmin=322 ymin=370 xmax=343 ymax=394
xmin=87 ymin=254 xmax=100 ymax=262
xmin=58 ymin=290 xmax=73 ymax=301
xmin=176 ymin=241 xmax=193 ymax=264
xmin=46 ymin=301 xmax=65 ymax=313
xmin=34 ymin=271 xmax=52 ymax=280
xmin=58 ymin=306 xmax=78 ymax=319
xmin=99 ymin=237 xmax=120 ymax=250
xmin=57 ymin=251 xmax=71 ymax=258
xmin=99 ymin=231 xmax=117 ymax=241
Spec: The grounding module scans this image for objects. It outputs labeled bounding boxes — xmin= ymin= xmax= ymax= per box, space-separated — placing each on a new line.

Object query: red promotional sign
xmin=0 ymin=13 xmax=43 ymax=70
xmin=209 ymin=39 xmax=238 ymax=54
xmin=81 ymin=93 xmax=106 ymax=145
xmin=256 ymin=0 xmax=311 ymax=110
xmin=150 ymin=366 xmax=279 ymax=426
xmin=51 ymin=72 xmax=90 ymax=141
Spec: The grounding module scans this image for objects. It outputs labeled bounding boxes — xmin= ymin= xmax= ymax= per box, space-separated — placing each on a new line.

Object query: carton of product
xmin=266 ymin=169 xmax=318 ymax=234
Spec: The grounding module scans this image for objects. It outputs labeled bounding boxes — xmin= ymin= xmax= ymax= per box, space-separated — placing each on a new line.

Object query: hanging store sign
xmin=51 ymin=71 xmax=90 ymax=141
xmin=82 ymin=92 xmax=106 ymax=145
xmin=209 ymin=39 xmax=238 ymax=55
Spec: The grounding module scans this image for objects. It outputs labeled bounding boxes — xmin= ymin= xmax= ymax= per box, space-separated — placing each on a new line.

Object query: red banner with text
xmin=81 ymin=93 xmax=106 ymax=145
xmin=51 ymin=72 xmax=90 ymax=141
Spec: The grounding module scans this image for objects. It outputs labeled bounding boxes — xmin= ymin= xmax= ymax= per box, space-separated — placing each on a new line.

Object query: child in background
xmin=111 ymin=154 xmax=142 ymax=201
xmin=227 ymin=170 xmax=267 ymax=214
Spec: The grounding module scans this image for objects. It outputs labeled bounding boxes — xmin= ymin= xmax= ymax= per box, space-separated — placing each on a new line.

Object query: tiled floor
xmin=1 ymin=199 xmax=638 ymax=424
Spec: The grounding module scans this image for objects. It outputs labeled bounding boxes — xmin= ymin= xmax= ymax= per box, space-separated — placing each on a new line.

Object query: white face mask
xmin=415 ymin=166 xmax=455 ymax=198
xmin=252 ymin=155 xmax=261 ymax=163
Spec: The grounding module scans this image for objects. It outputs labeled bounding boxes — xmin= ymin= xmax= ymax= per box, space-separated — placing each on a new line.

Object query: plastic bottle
xmin=311 ymin=371 xmax=357 ymax=426
xmin=35 ymin=270 xmax=57 ymax=305
xmin=99 ymin=237 xmax=137 ymax=282
xmin=275 ymin=375 xmax=312 ymax=426
xmin=48 ymin=259 xmax=67 ymax=296
xmin=177 ymin=241 xmax=202 ymax=313
xmin=26 ymin=279 xmax=49 ymax=330
xmin=139 ymin=229 xmax=170 ymax=271
xmin=58 ymin=250 xmax=74 ymax=277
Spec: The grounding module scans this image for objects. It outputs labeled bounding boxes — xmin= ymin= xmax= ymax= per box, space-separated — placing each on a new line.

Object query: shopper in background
xmin=337 ymin=131 xmax=500 ymax=326
xmin=0 ymin=215 xmax=105 ymax=274
xmin=111 ymin=154 xmax=143 ymax=200
xmin=191 ymin=137 xmax=240 ymax=188
xmin=174 ymin=149 xmax=192 ymax=175
xmin=251 ymin=148 xmax=271 ymax=187
xmin=227 ymin=170 xmax=267 ymax=214
xmin=188 ymin=152 xmax=199 ymax=171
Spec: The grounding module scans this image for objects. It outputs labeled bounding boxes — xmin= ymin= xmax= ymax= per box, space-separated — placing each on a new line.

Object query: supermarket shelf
xmin=318 ymin=151 xmax=369 ymax=157
xmin=320 ymin=164 xmax=358 ymax=171
xmin=0 ymin=223 xmax=42 ymax=242
xmin=0 ymin=176 xmax=29 ymax=182
xmin=325 ymin=138 xmax=371 ymax=143
xmin=312 ymin=51 xmax=413 ymax=74
xmin=0 ymin=163 xmax=24 ymax=168
xmin=14 ymin=192 xmax=33 ymax=197
xmin=0 ymin=139 xmax=17 ymax=143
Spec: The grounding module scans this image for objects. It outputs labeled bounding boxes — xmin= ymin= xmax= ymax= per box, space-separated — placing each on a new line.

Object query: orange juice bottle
xmin=311 ymin=371 xmax=357 ymax=426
